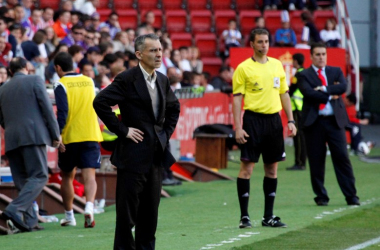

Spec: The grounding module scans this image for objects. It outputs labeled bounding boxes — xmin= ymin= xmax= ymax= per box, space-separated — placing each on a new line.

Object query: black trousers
xmin=114 ymin=159 xmax=163 ymax=249
xmin=303 ymin=116 xmax=358 ymax=202
xmin=293 ymin=110 xmax=307 ymax=166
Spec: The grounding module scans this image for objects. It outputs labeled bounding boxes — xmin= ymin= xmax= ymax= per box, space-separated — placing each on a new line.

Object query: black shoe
xmin=286 ymin=165 xmax=306 ymax=170
xmin=239 ymin=216 xmax=252 ymax=229
xmin=2 ymin=211 xmax=31 ymax=232
xmin=262 ymin=216 xmax=287 ymax=228
xmin=31 ymin=224 xmax=45 ymax=232
xmin=347 ymin=198 xmax=360 ymax=206
xmin=316 ymin=200 xmax=329 ymax=206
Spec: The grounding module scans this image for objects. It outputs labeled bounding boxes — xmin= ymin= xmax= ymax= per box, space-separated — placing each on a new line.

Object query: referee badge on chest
xmin=273 ymin=77 xmax=280 ymax=88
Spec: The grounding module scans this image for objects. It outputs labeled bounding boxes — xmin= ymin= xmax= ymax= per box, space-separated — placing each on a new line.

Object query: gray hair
xmin=134 ymin=33 xmax=160 ymax=53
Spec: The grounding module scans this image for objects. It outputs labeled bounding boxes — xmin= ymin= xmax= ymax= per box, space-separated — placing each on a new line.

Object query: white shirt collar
xmin=139 ymin=63 xmax=157 ymax=89
xmin=312 ymin=64 xmax=325 ymax=73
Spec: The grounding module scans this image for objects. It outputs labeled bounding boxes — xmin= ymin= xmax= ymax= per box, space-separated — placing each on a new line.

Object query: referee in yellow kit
xmin=232 ymin=29 xmax=297 ymax=229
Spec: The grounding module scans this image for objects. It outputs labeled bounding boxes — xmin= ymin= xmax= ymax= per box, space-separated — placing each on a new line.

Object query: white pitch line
xmin=344 ymin=236 xmax=380 ymax=250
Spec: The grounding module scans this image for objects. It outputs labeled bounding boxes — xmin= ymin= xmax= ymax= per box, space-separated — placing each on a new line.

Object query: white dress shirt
xmin=139 ymin=63 xmax=157 ymax=90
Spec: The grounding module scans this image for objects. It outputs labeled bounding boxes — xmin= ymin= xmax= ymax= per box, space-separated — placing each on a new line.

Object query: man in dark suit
xmin=0 ymin=57 xmax=60 ymax=232
xmin=93 ymin=34 xmax=180 ymax=250
xmin=298 ymin=42 xmax=359 ymax=206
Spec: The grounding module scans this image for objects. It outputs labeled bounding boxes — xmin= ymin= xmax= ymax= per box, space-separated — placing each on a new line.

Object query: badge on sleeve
xmin=273 ymin=77 xmax=280 ymax=88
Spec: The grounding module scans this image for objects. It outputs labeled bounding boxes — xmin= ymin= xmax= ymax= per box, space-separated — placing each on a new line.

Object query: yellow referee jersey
xmin=233 ymin=57 xmax=288 ymax=114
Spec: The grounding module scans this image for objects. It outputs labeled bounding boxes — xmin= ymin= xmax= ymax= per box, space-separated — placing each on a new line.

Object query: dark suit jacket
xmin=298 ymin=66 xmax=349 ymax=129
xmin=93 ymin=66 xmax=180 ymax=174
xmin=0 ymin=72 xmax=60 ymax=152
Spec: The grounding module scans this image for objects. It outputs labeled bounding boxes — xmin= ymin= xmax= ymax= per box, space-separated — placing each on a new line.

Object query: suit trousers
xmin=303 ymin=116 xmax=357 ymax=202
xmin=293 ymin=110 xmax=307 ymax=166
xmin=5 ymin=145 xmax=48 ymax=228
xmin=114 ymin=163 xmax=163 ymax=250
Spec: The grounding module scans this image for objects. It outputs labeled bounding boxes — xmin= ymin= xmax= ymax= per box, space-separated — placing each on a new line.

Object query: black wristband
xmin=288 ymin=120 xmax=295 ymax=124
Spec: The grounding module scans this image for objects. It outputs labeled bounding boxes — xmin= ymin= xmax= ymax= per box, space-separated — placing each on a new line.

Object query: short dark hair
xmin=292 ymin=53 xmax=305 ymax=67
xmin=71 ymin=23 xmax=84 ymax=32
xmin=346 ymin=93 xmax=357 ymax=105
xmin=103 ymin=53 xmax=118 ymax=64
xmin=219 ymin=65 xmax=231 ymax=74
xmin=68 ymin=45 xmax=82 ymax=56
xmin=32 ymin=30 xmax=47 ymax=44
xmin=54 ymin=52 xmax=74 ymax=72
xmin=249 ymin=28 xmax=269 ymax=42
xmin=9 ymin=57 xmax=27 ymax=73
xmin=80 ymin=62 xmax=93 ymax=71
xmin=310 ymin=42 xmax=327 ymax=55
xmin=134 ymin=33 xmax=159 ymax=52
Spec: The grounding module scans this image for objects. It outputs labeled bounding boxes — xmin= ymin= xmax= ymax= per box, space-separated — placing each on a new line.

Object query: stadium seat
xmin=138 ymin=0 xmax=160 ymax=10
xmin=98 ymin=9 xmax=112 ymax=22
xmin=187 ymin=0 xmax=209 ymax=10
xmin=214 ymin=10 xmax=236 ymax=35
xmin=166 ymin=10 xmax=188 ymax=33
xmin=314 ymin=10 xmax=336 ymax=31
xmin=117 ymin=9 xmax=138 ymax=30
xmin=113 ymin=0 xmax=134 ymax=10
xmin=239 ymin=10 xmax=261 ymax=36
xmin=202 ymin=57 xmax=223 ymax=77
xmin=234 ymin=0 xmax=257 ymax=11
xmin=97 ymin=0 xmax=110 ymax=9
xmin=210 ymin=0 xmax=232 ymax=10
xmin=290 ymin=10 xmax=304 ymax=35
xmin=171 ymin=33 xmax=193 ymax=49
xmin=263 ymin=10 xmax=282 ymax=35
xmin=141 ymin=9 xmax=163 ymax=30
xmin=161 ymin=0 xmax=184 ymax=10
xmin=195 ymin=33 xmax=218 ymax=57
xmin=39 ymin=0 xmax=60 ymax=9
xmin=190 ymin=10 xmax=213 ymax=34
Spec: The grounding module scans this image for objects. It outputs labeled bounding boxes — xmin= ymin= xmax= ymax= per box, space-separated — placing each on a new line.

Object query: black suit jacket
xmin=298 ymin=66 xmax=349 ymax=129
xmin=93 ymin=66 xmax=180 ymax=173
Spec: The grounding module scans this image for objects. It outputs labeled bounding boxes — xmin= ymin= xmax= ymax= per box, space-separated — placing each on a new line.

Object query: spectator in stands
xmin=4 ymin=0 xmax=18 ymax=9
xmin=264 ymin=0 xmax=280 ymax=10
xmin=301 ymin=11 xmax=321 ymax=43
xmin=90 ymin=12 xmax=100 ymax=30
xmin=112 ymin=31 xmax=129 ymax=53
xmin=274 ymin=11 xmax=297 ymax=47
xmin=161 ymin=32 xmax=172 ymax=51
xmin=200 ymin=72 xmax=214 ymax=92
xmin=210 ymin=66 xmax=233 ymax=90
xmin=68 ymin=44 xmax=84 ymax=72
xmin=288 ymin=0 xmax=307 ymax=10
xmin=80 ymin=62 xmax=95 ymax=79
xmin=79 ymin=45 xmax=101 ymax=74
xmin=23 ymin=30 xmax=48 ymax=80
xmin=21 ymin=0 xmax=33 ymax=22
xmin=36 ymin=30 xmax=49 ymax=64
xmin=44 ymin=26 xmax=59 ymax=55
xmin=140 ymin=10 xmax=156 ymax=32
xmin=95 ymin=60 xmax=111 ymax=88
xmin=250 ymin=17 xmax=272 ymax=47
xmin=60 ymin=23 xmax=86 ymax=47
xmin=53 ymin=10 xmax=72 ymax=39
xmin=125 ymin=28 xmax=135 ymax=52
xmin=157 ymin=46 xmax=174 ymax=76
xmin=99 ymin=31 xmax=112 ymax=44
xmin=167 ymin=66 xmax=182 ymax=91
xmin=0 ymin=57 xmax=60 ymax=233
xmin=70 ymin=11 xmax=81 ymax=26
xmin=61 ymin=0 xmax=74 ymax=12
xmin=170 ymin=49 xmax=181 ymax=72
xmin=0 ymin=65 xmax=9 ymax=85
xmin=53 ymin=52 xmax=102 ymax=228
xmin=179 ymin=46 xmax=191 ymax=72
xmin=0 ymin=36 xmax=12 ymax=66
xmin=320 ymin=18 xmax=340 ymax=47
xmin=0 ymin=17 xmax=9 ymax=42
xmin=98 ymin=12 xmax=121 ymax=39
xmin=222 ymin=19 xmax=242 ymax=57
xmin=295 ymin=26 xmax=311 ymax=49
xmin=41 ymin=7 xmax=54 ymax=28
xmin=189 ymin=46 xmax=203 ymax=74
xmin=22 ymin=8 xmax=44 ymax=40
xmin=1 ymin=154 xmax=9 ymax=167
xmin=83 ymin=28 xmax=96 ymax=49
xmin=14 ymin=4 xmax=25 ymax=24
xmin=46 ymin=43 xmax=69 ymax=83
xmin=80 ymin=0 xmax=99 ymax=17
xmin=8 ymin=23 xmax=25 ymax=57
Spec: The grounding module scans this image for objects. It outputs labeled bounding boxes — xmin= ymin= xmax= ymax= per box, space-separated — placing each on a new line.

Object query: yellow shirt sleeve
xmin=233 ymin=65 xmax=246 ymax=95
xmin=278 ymin=61 xmax=289 ymax=94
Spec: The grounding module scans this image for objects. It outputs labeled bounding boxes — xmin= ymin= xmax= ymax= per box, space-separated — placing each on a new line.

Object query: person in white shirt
xmin=222 ymin=19 xmax=242 ymax=57
xmin=80 ymin=0 xmax=98 ymax=16
xmin=320 ymin=18 xmax=340 ymax=48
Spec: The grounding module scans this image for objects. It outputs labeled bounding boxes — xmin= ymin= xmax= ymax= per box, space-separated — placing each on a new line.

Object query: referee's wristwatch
xmin=288 ymin=120 xmax=296 ymax=124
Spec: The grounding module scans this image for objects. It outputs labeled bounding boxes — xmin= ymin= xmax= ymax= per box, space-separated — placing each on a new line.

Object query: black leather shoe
xmin=2 ymin=211 xmax=31 ymax=232
xmin=347 ymin=198 xmax=360 ymax=206
xmin=32 ymin=224 xmax=45 ymax=232
xmin=316 ymin=200 xmax=329 ymax=206
xmin=286 ymin=165 xmax=306 ymax=170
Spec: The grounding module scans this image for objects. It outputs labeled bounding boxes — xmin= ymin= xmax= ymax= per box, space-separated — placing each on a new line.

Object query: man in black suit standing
xmin=93 ymin=34 xmax=180 ymax=250
xmin=298 ymin=42 xmax=359 ymax=206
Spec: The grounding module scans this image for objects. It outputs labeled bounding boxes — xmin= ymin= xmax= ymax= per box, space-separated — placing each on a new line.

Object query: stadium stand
xmin=195 ymin=33 xmax=218 ymax=57
xmin=187 ymin=0 xmax=210 ymax=10
xmin=117 ymin=9 xmax=138 ymax=30
xmin=214 ymin=10 xmax=236 ymax=35
xmin=190 ymin=10 xmax=213 ymax=34
xmin=239 ymin=10 xmax=262 ymax=36
xmin=171 ymin=33 xmax=193 ymax=49
xmin=263 ymin=10 xmax=283 ymax=34
xmin=113 ymin=0 xmax=135 ymax=10
xmin=314 ymin=10 xmax=336 ymax=30
xmin=141 ymin=9 xmax=163 ymax=29
xmin=166 ymin=9 xmax=188 ymax=33
xmin=202 ymin=57 xmax=223 ymax=78
xmin=290 ymin=10 xmax=305 ymax=35
xmin=161 ymin=0 xmax=185 ymax=10
xmin=138 ymin=0 xmax=160 ymax=10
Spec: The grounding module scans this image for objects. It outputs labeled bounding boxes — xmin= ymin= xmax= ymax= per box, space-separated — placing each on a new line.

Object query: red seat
xmin=187 ymin=0 xmax=209 ymax=10
xmin=98 ymin=9 xmax=112 ymax=22
xmin=190 ymin=10 xmax=212 ymax=34
xmin=117 ymin=9 xmax=138 ymax=30
xmin=166 ymin=10 xmax=188 ymax=33
xmin=140 ymin=9 xmax=163 ymax=30
xmin=161 ymin=0 xmax=184 ymax=10
xmin=314 ymin=10 xmax=336 ymax=30
xmin=290 ymin=10 xmax=304 ymax=34
xmin=113 ymin=0 xmax=134 ymax=9
xmin=195 ymin=33 xmax=217 ymax=57
xmin=39 ymin=0 xmax=59 ymax=9
xmin=202 ymin=57 xmax=223 ymax=78
xmin=235 ymin=0 xmax=257 ymax=11
xmin=97 ymin=0 xmax=110 ymax=9
xmin=214 ymin=10 xmax=236 ymax=35
xmin=138 ymin=0 xmax=160 ymax=10
xmin=239 ymin=10 xmax=261 ymax=36
xmin=263 ymin=10 xmax=282 ymax=35
xmin=210 ymin=0 xmax=232 ymax=10
xmin=171 ymin=33 xmax=193 ymax=49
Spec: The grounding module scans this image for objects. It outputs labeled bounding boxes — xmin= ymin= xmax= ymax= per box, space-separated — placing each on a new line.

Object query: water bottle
xmin=33 ymin=201 xmax=39 ymax=215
